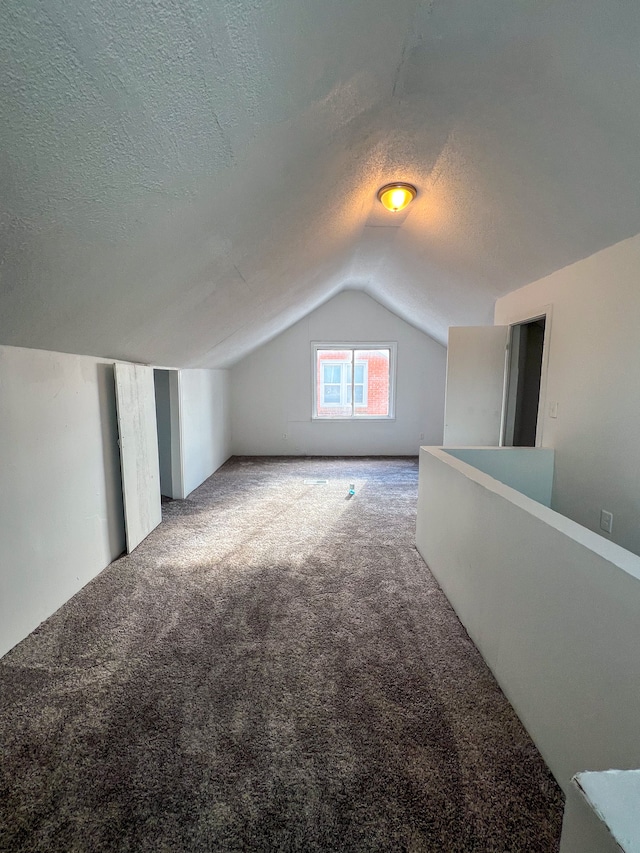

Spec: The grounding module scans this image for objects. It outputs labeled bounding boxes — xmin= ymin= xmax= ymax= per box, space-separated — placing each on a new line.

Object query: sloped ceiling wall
xmin=2 ymin=0 xmax=640 ymax=367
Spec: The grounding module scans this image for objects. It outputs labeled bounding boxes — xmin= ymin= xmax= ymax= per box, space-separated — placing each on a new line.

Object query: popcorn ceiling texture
xmin=2 ymin=0 xmax=640 ymax=366
xmin=0 ymin=457 xmax=563 ymax=851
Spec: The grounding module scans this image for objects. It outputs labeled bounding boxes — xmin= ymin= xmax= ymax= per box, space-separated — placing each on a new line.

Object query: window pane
xmin=323 ymin=364 xmax=341 ymax=384
xmin=316 ymin=350 xmax=351 ymax=416
xmin=354 ymin=349 xmax=390 ymax=416
xmin=315 ymin=347 xmax=392 ymax=419
xmin=324 ymin=384 xmax=341 ymax=404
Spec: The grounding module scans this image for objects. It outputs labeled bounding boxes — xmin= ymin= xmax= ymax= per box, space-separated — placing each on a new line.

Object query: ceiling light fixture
xmin=377 ymin=182 xmax=417 ymax=212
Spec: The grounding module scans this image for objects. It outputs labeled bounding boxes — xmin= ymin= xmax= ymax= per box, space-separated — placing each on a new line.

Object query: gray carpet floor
xmin=0 ymin=456 xmax=563 ymax=852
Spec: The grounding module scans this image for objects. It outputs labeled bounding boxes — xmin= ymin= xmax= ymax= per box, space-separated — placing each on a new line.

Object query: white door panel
xmin=114 ymin=363 xmax=162 ymax=552
xmin=443 ymin=326 xmax=508 ymax=446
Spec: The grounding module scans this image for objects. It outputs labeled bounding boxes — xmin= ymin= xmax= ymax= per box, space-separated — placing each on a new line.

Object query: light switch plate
xmin=549 ymin=402 xmax=558 ymax=418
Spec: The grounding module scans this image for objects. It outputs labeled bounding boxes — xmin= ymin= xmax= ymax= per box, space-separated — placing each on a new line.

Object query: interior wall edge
xmin=0 ymin=344 xmax=126 ymax=658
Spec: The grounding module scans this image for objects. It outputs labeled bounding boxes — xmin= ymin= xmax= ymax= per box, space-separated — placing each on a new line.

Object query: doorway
xmin=502 ymin=317 xmax=546 ymax=447
xmin=153 ymin=368 xmax=184 ymax=499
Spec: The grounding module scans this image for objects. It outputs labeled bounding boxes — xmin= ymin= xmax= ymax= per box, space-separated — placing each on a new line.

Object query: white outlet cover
xmin=600 ymin=510 xmax=613 ymax=534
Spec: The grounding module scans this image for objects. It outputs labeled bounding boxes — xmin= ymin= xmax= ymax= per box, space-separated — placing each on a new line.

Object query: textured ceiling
xmin=2 ymin=0 xmax=640 ymax=367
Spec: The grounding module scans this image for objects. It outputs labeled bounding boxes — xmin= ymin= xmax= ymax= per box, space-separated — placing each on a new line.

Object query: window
xmin=313 ymin=343 xmax=396 ymax=419
xmin=321 ymin=361 xmax=367 ymax=407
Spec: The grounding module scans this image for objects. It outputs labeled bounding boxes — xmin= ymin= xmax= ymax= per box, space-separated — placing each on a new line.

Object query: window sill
xmin=311 ymin=416 xmax=396 ymax=422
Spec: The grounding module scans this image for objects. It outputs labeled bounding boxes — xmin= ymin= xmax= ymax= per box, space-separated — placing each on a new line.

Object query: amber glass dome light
xmin=377 ymin=182 xmax=417 ymax=212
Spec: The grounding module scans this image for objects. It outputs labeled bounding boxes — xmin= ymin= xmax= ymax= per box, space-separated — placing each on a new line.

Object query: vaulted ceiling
xmin=2 ymin=0 xmax=640 ymax=367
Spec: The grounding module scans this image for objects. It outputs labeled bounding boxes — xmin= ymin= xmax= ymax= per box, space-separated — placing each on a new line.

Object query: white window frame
xmin=312 ymin=342 xmax=397 ymax=420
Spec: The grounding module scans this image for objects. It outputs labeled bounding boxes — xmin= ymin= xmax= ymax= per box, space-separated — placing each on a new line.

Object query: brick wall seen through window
xmin=314 ymin=347 xmax=393 ymax=418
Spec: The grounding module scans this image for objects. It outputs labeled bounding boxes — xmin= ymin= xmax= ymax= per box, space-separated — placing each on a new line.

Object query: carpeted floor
xmin=0 ymin=456 xmax=563 ymax=852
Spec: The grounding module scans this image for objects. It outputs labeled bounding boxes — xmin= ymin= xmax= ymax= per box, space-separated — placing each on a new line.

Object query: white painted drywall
xmin=444 ymin=448 xmax=554 ymax=506
xmin=0 ymin=345 xmax=125 ymax=658
xmin=230 ymin=291 xmax=446 ymax=455
xmin=443 ymin=326 xmax=508 ymax=446
xmin=495 ymin=233 xmax=640 ymax=555
xmin=416 ymin=446 xmax=640 ymax=794
xmin=179 ymin=369 xmax=231 ymax=497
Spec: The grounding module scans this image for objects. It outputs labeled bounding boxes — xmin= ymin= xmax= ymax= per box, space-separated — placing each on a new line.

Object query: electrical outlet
xmin=419 ymin=432 xmax=425 ymax=441
xmin=282 ymin=433 xmax=288 ymax=440
xmin=600 ymin=510 xmax=613 ymax=534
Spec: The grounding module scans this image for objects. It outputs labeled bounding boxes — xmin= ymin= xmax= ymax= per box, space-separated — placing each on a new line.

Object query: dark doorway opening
xmin=503 ymin=317 xmax=546 ymax=447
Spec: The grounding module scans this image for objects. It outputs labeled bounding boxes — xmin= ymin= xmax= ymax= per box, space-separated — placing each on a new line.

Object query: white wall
xmin=231 ymin=291 xmax=447 ymax=455
xmin=0 ymin=345 xmax=125 ymax=657
xmin=444 ymin=447 xmax=555 ymax=506
xmin=416 ymin=447 xmax=640 ymax=794
xmin=179 ymin=369 xmax=231 ymax=497
xmin=495 ymin=234 xmax=640 ymax=554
